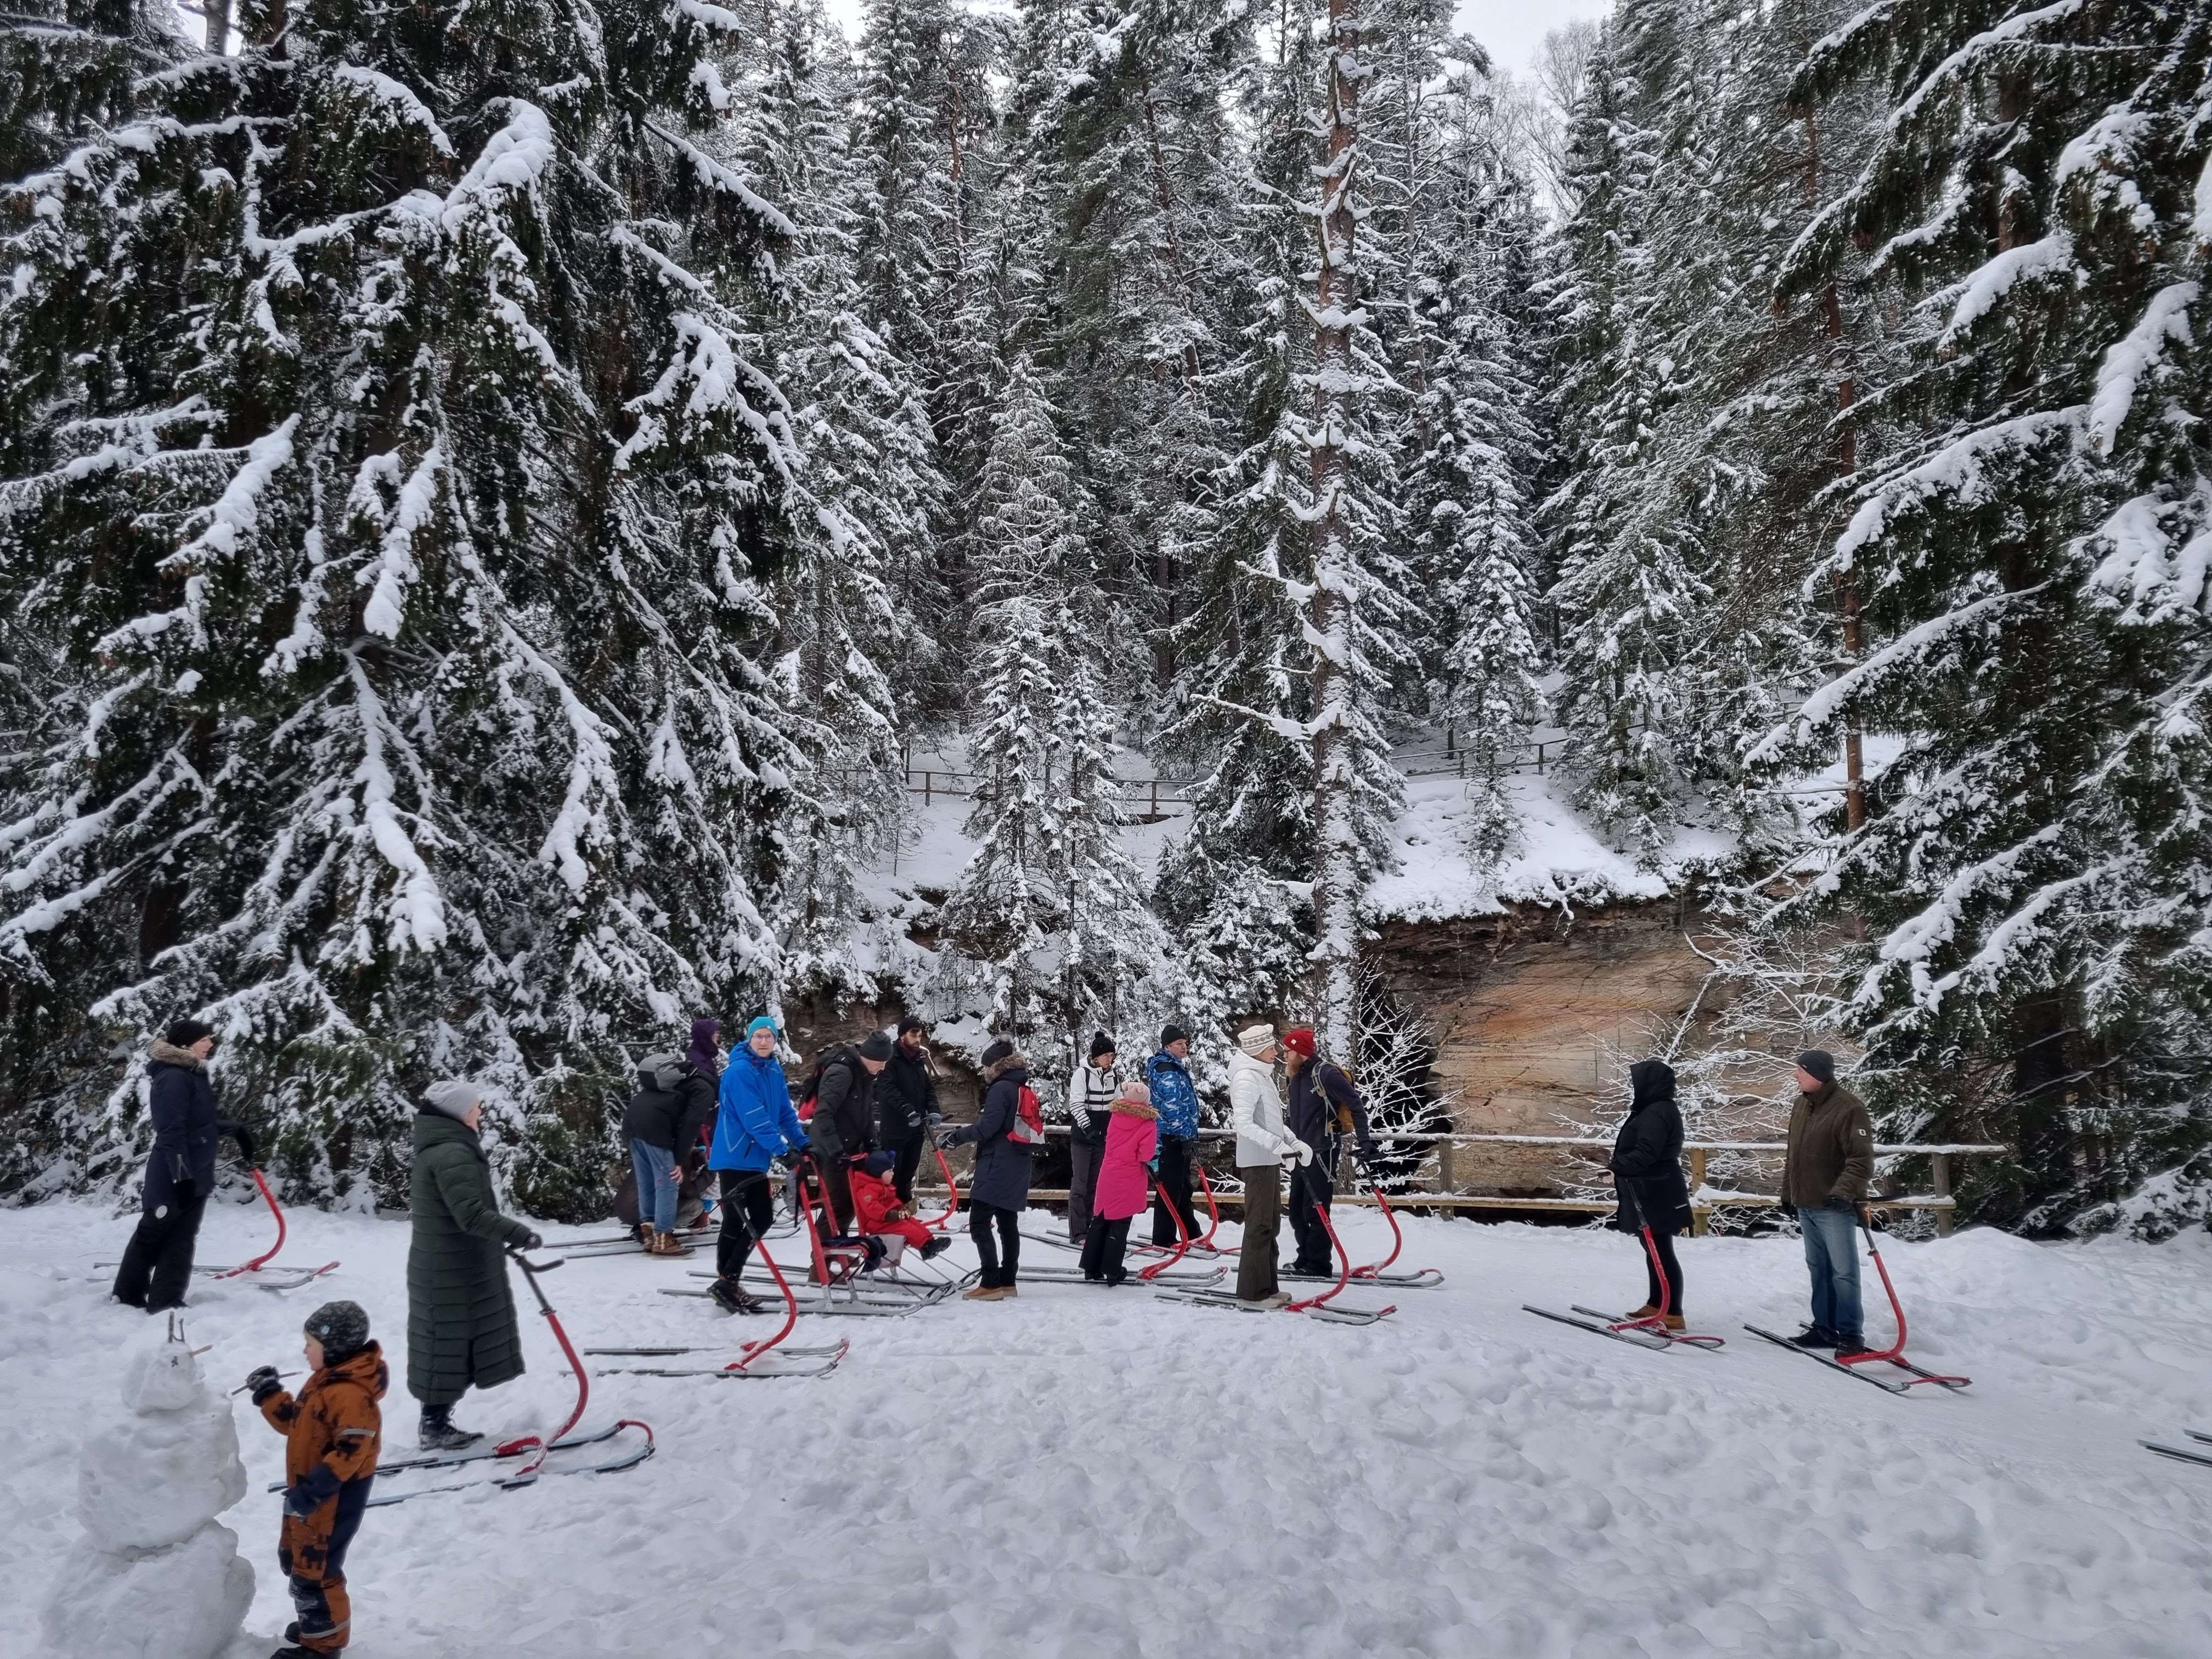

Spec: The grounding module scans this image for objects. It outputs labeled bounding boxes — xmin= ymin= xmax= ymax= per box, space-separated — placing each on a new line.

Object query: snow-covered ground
xmin=6 ymin=1199 xmax=2211 ymax=1657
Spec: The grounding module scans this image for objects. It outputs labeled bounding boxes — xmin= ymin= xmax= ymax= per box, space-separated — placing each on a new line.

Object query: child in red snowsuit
xmin=850 ymin=1150 xmax=949 ymax=1261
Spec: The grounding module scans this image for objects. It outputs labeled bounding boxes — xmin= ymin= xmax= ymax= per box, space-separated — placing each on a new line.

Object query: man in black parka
xmin=113 ymin=1019 xmax=255 ymax=1312
xmin=1608 ymin=1059 xmax=1696 ymax=1324
xmin=875 ymin=1017 xmax=940 ymax=1205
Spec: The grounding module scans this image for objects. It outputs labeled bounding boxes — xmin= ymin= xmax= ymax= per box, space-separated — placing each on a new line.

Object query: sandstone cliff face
xmin=1374 ymin=904 xmax=1724 ymax=1197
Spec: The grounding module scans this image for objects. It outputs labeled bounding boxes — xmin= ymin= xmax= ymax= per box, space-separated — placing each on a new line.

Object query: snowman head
xmin=120 ymin=1324 xmax=204 ymax=1414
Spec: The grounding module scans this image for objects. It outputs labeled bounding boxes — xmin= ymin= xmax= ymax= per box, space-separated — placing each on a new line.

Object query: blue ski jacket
xmin=711 ymin=1048 xmax=804 ymax=1172
xmin=1145 ymin=1049 xmax=1200 ymax=1141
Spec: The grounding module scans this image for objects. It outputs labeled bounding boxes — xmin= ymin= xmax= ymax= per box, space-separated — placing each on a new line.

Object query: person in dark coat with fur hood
xmin=940 ymin=1039 xmax=1042 ymax=1301
xmin=1608 ymin=1059 xmax=1696 ymax=1328
xmin=112 ymin=1019 xmax=256 ymax=1313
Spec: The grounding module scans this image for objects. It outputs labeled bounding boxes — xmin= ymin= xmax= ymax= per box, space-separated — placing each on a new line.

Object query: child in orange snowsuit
xmin=246 ymin=1300 xmax=388 ymax=1657
xmin=850 ymin=1150 xmax=950 ymax=1261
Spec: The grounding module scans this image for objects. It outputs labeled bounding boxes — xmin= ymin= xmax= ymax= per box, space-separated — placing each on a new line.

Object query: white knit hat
xmin=1236 ymin=1023 xmax=1277 ymax=1056
xmin=422 ymin=1079 xmax=481 ymax=1121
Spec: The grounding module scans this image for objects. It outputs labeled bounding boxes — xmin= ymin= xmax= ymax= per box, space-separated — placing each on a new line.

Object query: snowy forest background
xmin=3 ymin=0 xmax=2208 ymax=1235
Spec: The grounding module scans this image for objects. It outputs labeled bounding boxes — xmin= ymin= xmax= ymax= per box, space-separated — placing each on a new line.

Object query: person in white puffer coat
xmin=1228 ymin=1024 xmax=1310 ymax=1305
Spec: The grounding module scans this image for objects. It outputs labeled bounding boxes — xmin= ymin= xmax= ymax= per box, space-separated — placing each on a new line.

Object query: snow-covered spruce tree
xmin=850 ymin=0 xmax=1000 ymax=695
xmin=1184 ymin=0 xmax=1408 ymax=1056
xmin=936 ymin=356 xmax=1168 ymax=1075
xmin=713 ymin=0 xmax=950 ymax=1003
xmin=1757 ymin=1 xmax=2212 ymax=1234
xmin=1020 ymin=0 xmax=1256 ymax=720
xmin=1365 ymin=21 xmax=1548 ymax=863
xmin=1541 ymin=15 xmax=1709 ymax=865
xmin=0 ymin=0 xmax=804 ymax=1211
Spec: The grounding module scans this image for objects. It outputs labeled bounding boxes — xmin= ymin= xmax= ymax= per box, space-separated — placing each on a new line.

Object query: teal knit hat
xmin=744 ymin=1015 xmax=779 ymax=1042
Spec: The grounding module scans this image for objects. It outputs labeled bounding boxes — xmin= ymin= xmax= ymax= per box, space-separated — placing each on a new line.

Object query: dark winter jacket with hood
xmin=806 ymin=1046 xmax=877 ymax=1159
xmin=620 ymin=1053 xmax=716 ymax=1161
xmin=1286 ymin=1058 xmax=1377 ymax=1158
xmin=945 ymin=1052 xmax=1036 ymax=1213
xmin=1608 ymin=1060 xmax=1694 ymax=1235
xmin=142 ymin=1040 xmax=242 ymax=1212
xmin=407 ymin=1109 xmax=533 ymax=1404
xmin=877 ymin=1042 xmax=939 ymax=1147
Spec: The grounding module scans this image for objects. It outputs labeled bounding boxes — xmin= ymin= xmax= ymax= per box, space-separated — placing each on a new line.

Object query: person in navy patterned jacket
xmin=1144 ymin=1026 xmax=1201 ymax=1246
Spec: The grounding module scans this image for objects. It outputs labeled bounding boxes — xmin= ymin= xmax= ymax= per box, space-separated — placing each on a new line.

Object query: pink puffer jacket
xmin=1092 ymin=1101 xmax=1160 ymax=1221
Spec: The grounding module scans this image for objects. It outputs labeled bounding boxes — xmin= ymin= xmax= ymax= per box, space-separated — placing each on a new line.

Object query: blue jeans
xmin=1798 ymin=1205 xmax=1863 ymax=1341
xmin=631 ymin=1138 xmax=680 ymax=1232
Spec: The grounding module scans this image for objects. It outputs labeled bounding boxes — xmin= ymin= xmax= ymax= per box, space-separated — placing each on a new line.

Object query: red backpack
xmin=1008 ymin=1083 xmax=1045 ymax=1146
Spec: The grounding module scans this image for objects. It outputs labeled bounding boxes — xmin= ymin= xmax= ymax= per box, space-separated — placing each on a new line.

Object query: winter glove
xmin=283 ymin=1464 xmax=341 ymax=1517
xmin=926 ymin=1111 xmax=945 ymax=1128
xmin=221 ymin=1121 xmax=258 ymax=1165
xmin=244 ymin=1365 xmax=283 ymax=1406
xmin=933 ymin=1129 xmax=959 ymax=1152
xmin=171 ymin=1177 xmax=199 ymax=1203
xmin=1283 ymin=1137 xmax=1313 ymax=1168
xmin=522 ymin=1229 xmax=544 ymax=1249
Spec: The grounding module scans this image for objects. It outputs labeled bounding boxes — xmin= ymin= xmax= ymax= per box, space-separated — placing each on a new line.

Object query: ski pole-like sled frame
xmin=1157 ymin=1191 xmax=1396 ymax=1325
xmin=1524 ymin=1222 xmax=1722 ymax=1351
xmin=110 ymin=1167 xmax=343 ymax=1290
xmin=2143 ymin=1430 xmax=2212 ymax=1469
xmin=1745 ymin=1204 xmax=1968 ymax=1392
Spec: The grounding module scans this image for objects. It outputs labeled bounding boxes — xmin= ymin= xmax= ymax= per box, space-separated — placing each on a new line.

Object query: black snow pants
xmin=1080 ymin=1215 xmax=1133 ymax=1285
xmin=1150 ymin=1136 xmax=1198 ymax=1246
xmin=1641 ymin=1227 xmax=1685 ymax=1314
xmin=970 ymin=1201 xmax=1021 ymax=1289
xmin=114 ymin=1189 xmax=209 ymax=1312
xmin=715 ymin=1170 xmax=777 ymax=1284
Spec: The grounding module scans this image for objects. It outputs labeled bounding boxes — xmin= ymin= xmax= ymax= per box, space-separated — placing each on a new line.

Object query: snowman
xmin=40 ymin=1316 xmax=255 ymax=1658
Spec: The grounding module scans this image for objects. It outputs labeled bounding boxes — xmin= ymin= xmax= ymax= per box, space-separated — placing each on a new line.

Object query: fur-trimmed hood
xmin=1110 ymin=1098 xmax=1158 ymax=1120
xmin=981 ymin=1051 xmax=1029 ymax=1085
xmin=148 ymin=1040 xmax=204 ymax=1070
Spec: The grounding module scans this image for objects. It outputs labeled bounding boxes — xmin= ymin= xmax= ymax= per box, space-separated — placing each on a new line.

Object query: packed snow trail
xmin=3 ymin=1200 xmax=2211 ymax=1657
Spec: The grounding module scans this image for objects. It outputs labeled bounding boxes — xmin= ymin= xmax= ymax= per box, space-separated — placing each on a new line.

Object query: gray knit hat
xmin=422 ymin=1079 xmax=481 ymax=1122
xmin=303 ymin=1300 xmax=370 ymax=1365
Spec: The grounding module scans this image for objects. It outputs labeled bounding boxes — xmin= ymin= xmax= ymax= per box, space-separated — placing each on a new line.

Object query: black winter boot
xmin=1788 ymin=1325 xmax=1839 ymax=1348
xmin=418 ymin=1403 xmax=483 ymax=1451
xmin=709 ymin=1278 xmax=764 ymax=1315
xmin=919 ymin=1236 xmax=952 ymax=1260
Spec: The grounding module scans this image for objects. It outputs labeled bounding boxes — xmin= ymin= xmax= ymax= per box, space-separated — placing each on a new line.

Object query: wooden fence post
xmin=1438 ymin=1138 xmax=1455 ymax=1196
xmin=1689 ymin=1147 xmax=1708 ymax=1237
xmin=1931 ymin=1153 xmax=1953 ymax=1238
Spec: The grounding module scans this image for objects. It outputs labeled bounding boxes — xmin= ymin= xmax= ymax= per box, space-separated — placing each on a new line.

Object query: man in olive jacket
xmin=1776 ymin=1050 xmax=1875 ymax=1354
xmin=807 ymin=1032 xmax=891 ymax=1235
xmin=407 ymin=1081 xmax=540 ymax=1450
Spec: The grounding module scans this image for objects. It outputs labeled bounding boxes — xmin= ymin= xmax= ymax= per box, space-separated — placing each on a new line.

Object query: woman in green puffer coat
xmin=407 ymin=1080 xmax=539 ymax=1451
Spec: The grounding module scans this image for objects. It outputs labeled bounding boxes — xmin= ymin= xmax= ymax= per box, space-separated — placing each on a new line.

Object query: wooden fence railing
xmin=942 ymin=1127 xmax=2006 ymax=1237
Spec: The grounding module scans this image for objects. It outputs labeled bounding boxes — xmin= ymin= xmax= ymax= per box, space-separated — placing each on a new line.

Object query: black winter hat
xmin=1796 ymin=1049 xmax=1837 ymax=1086
xmin=980 ymin=1038 xmax=1015 ymax=1069
xmin=166 ymin=1019 xmax=215 ymax=1049
xmin=1160 ymin=1024 xmax=1190 ymax=1049
xmin=857 ymin=1031 xmax=895 ymax=1063
xmin=1088 ymin=1031 xmax=1115 ymax=1060
xmin=896 ymin=1014 xmax=927 ymax=1037
xmin=303 ymin=1300 xmax=370 ymax=1365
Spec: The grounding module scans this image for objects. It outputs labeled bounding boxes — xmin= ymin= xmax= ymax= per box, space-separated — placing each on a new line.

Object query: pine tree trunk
xmin=1309 ymin=0 xmax=1362 ymax=1056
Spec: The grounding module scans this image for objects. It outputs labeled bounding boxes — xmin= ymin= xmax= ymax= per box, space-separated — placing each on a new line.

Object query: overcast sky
xmin=811 ymin=0 xmax=1614 ymax=79
xmin=1454 ymin=0 xmax=1610 ymax=76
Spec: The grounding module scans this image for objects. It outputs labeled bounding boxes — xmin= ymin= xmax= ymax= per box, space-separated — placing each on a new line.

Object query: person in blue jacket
xmin=708 ymin=1015 xmax=804 ymax=1314
xmin=113 ymin=1019 xmax=255 ymax=1312
xmin=1145 ymin=1025 xmax=1202 ymax=1246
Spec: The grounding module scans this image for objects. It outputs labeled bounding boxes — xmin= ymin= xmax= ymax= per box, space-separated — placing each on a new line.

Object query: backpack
xmin=795 ymin=1053 xmax=836 ymax=1121
xmin=1008 ymin=1084 xmax=1045 ymax=1147
xmin=1318 ymin=1061 xmax=1361 ymax=1136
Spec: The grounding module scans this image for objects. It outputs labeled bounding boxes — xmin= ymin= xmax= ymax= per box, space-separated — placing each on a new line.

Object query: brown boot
xmin=647 ymin=1229 xmax=684 ymax=1257
xmin=1628 ymin=1305 xmax=1661 ymax=1319
xmin=1663 ymin=1313 xmax=1686 ymax=1331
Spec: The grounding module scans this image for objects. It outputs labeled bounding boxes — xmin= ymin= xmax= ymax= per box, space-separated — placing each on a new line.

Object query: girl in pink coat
xmin=1081 ymin=1080 xmax=1159 ymax=1285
